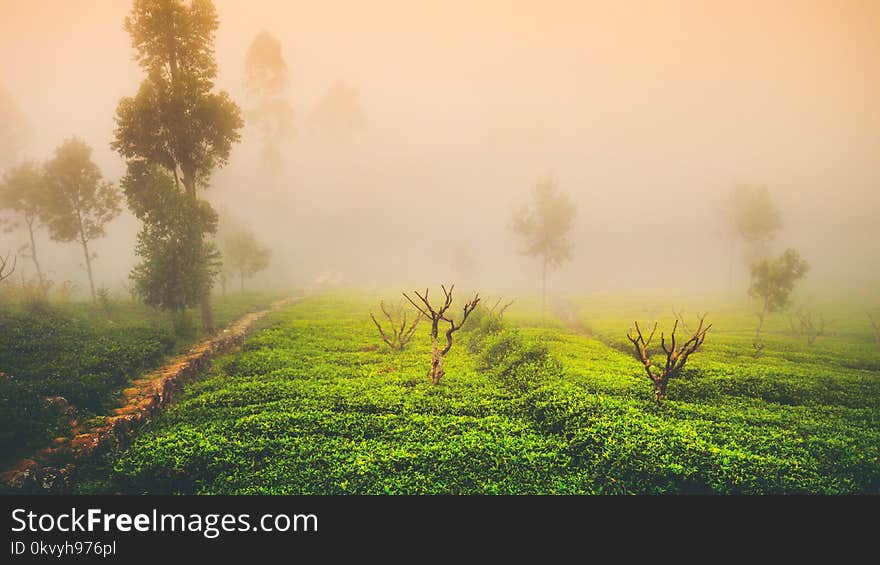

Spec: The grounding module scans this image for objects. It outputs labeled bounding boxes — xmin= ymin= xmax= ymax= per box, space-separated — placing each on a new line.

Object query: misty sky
xmin=1 ymin=0 xmax=878 ymax=299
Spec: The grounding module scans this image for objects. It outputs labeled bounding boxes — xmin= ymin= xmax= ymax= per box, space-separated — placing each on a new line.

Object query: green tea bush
xmin=465 ymin=312 xmax=506 ymax=354
xmin=479 ymin=329 xmax=562 ymax=394
xmin=83 ymin=293 xmax=880 ymax=495
xmin=0 ymin=379 xmax=57 ymax=462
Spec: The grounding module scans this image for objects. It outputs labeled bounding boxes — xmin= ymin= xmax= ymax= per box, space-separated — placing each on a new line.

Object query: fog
xmin=2 ymin=0 xmax=879 ymax=300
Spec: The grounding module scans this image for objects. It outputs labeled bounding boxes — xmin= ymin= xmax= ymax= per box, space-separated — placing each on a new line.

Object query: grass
xmin=0 ymin=292 xmax=286 ymax=467
xmin=85 ymin=291 xmax=880 ymax=494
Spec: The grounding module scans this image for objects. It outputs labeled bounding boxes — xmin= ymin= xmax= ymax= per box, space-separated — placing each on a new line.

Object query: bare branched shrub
xmin=487 ymin=297 xmax=515 ymax=320
xmin=0 ymin=251 xmax=15 ymax=283
xmin=788 ymin=309 xmax=829 ymax=346
xmin=626 ymin=316 xmax=712 ymax=405
xmin=672 ymin=308 xmax=692 ymax=333
xmin=404 ymin=285 xmax=480 ymax=385
xmin=369 ymin=299 xmax=422 ymax=351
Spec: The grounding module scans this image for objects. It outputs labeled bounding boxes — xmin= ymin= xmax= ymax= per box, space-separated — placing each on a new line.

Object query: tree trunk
xmin=182 ymin=168 xmax=215 ymax=335
xmin=753 ymin=303 xmax=768 ymax=357
xmin=754 ymin=305 xmax=767 ymax=344
xmin=26 ymin=218 xmax=43 ymax=282
xmin=429 ymin=337 xmax=445 ymax=385
xmin=200 ymin=294 xmax=214 ymax=335
xmin=653 ymin=379 xmax=667 ymax=405
xmin=240 ymin=269 xmax=245 ymax=293
xmin=80 ymin=235 xmax=95 ymax=301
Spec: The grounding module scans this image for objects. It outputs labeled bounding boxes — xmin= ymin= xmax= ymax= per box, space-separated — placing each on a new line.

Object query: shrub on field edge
xmin=465 ymin=312 xmax=506 ymax=354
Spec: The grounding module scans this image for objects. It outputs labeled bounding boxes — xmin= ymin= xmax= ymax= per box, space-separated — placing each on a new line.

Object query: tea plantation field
xmin=85 ymin=292 xmax=880 ymax=494
xmin=0 ymin=293 xmax=284 ymax=467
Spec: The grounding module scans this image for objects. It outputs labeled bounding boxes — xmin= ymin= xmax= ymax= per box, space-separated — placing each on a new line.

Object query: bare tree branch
xmin=370 ymin=299 xmax=422 ymax=351
xmin=626 ymin=315 xmax=711 ymax=405
xmin=0 ymin=251 xmax=16 ymax=283
xmin=407 ymin=284 xmax=480 ymax=384
xmin=487 ymin=296 xmax=516 ymax=319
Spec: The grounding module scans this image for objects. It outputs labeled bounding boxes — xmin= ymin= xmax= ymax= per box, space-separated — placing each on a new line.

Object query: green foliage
xmin=172 ymin=310 xmax=197 ymax=340
xmin=43 ymin=138 xmax=121 ymax=299
xmin=125 ymin=167 xmax=220 ymax=312
xmin=0 ymin=307 xmax=173 ymax=463
xmin=464 ymin=309 xmax=506 ymax=354
xmin=0 ymin=308 xmax=174 ymax=410
xmin=112 ymin=0 xmax=242 ymax=190
xmin=749 ymin=248 xmax=810 ymax=314
xmin=43 ymin=138 xmax=120 ymax=244
xmin=0 ymin=378 xmax=57 ymax=463
xmin=478 ymin=328 xmax=562 ymax=394
xmin=0 ymin=293 xmax=282 ymax=467
xmin=69 ymin=293 xmax=879 ymax=495
xmin=96 ymin=287 xmax=112 ymax=311
xmin=112 ymin=0 xmax=243 ymax=326
xmin=0 ymin=161 xmax=48 ymax=278
xmin=220 ymin=224 xmax=271 ymax=292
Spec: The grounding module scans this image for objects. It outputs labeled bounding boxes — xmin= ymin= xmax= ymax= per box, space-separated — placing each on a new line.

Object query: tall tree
xmin=245 ymin=30 xmax=294 ymax=176
xmin=726 ymin=185 xmax=783 ymax=290
xmin=0 ymin=161 xmax=48 ymax=280
xmin=43 ymin=138 xmax=121 ymax=300
xmin=112 ymin=0 xmax=243 ymax=333
xmin=220 ymin=224 xmax=271 ymax=292
xmin=512 ymin=175 xmax=576 ymax=318
xmin=0 ymin=86 xmax=32 ymax=171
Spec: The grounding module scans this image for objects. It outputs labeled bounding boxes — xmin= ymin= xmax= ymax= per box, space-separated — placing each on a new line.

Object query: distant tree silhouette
xmin=308 ymin=81 xmax=365 ymax=140
xmin=512 ymin=175 xmax=576 ymax=318
xmin=0 ymin=86 xmax=31 ymax=171
xmin=725 ymin=184 xmax=783 ymax=290
xmin=245 ymin=30 xmax=294 ymax=176
xmin=0 ymin=161 xmax=49 ymax=280
xmin=220 ymin=224 xmax=271 ymax=292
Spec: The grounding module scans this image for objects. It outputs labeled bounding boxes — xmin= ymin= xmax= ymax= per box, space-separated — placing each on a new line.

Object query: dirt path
xmin=0 ymin=297 xmax=300 ymax=493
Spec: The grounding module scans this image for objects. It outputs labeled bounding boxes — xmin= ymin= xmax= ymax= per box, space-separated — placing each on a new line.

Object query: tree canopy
xmin=0 ymin=161 xmax=49 ymax=279
xmin=43 ymin=138 xmax=121 ymax=299
xmin=126 ymin=166 xmax=220 ymax=311
xmin=512 ymin=175 xmax=576 ymax=269
xmin=112 ymin=0 xmax=243 ymax=195
xmin=729 ymin=185 xmax=783 ymax=247
xmin=748 ymin=248 xmax=809 ymax=314
xmin=220 ymin=224 xmax=271 ymax=292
